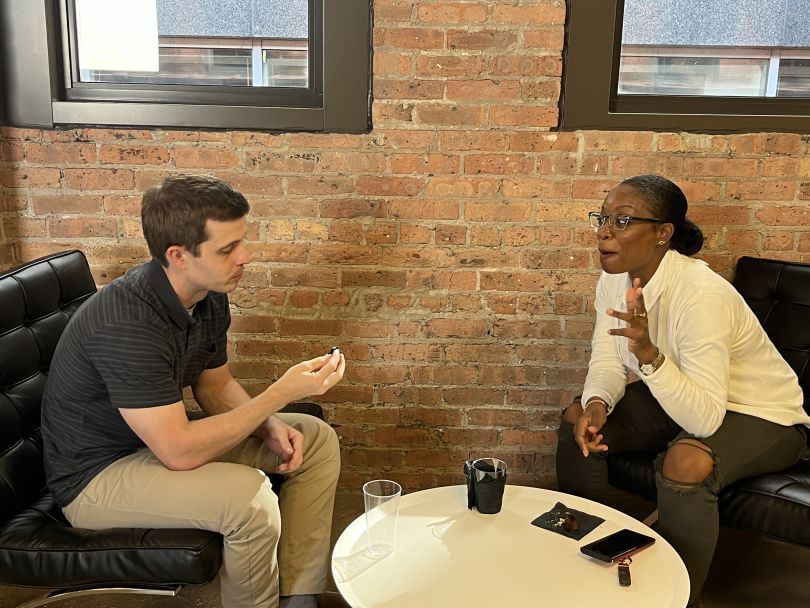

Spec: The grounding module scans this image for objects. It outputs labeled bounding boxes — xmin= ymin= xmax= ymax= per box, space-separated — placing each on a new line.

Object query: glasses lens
xmin=589 ymin=213 xmax=604 ymax=229
xmin=613 ymin=215 xmax=630 ymax=230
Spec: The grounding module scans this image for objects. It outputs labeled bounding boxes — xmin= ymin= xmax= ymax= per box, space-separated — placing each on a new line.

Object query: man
xmin=41 ymin=174 xmax=344 ymax=608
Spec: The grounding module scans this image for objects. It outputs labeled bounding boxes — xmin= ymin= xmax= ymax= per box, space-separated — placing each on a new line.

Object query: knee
xmin=220 ymin=468 xmax=281 ymax=538
xmin=661 ymin=440 xmax=714 ymax=485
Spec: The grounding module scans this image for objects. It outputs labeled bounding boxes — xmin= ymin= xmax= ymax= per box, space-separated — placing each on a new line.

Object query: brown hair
xmin=141 ymin=174 xmax=250 ymax=266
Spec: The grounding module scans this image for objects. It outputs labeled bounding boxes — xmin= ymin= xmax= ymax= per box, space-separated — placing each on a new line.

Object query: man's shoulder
xmin=77 ymin=263 xmax=167 ymax=329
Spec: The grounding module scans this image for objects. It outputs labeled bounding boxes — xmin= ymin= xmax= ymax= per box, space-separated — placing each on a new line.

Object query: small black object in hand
xmin=328 ymin=346 xmax=340 ymax=354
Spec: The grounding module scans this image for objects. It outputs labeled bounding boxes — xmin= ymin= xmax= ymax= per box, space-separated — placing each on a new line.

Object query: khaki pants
xmin=63 ymin=413 xmax=341 ymax=608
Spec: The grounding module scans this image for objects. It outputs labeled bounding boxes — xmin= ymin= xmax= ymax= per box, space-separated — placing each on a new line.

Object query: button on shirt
xmin=582 ymin=250 xmax=809 ymax=437
xmin=42 ymin=260 xmax=230 ymax=507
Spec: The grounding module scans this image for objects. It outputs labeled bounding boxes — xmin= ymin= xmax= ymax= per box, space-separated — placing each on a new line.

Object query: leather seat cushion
xmin=607 ymin=450 xmax=810 ymax=548
xmin=0 ymin=493 xmax=222 ymax=588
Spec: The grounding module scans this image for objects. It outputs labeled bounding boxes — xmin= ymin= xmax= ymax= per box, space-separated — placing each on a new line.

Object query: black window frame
xmin=0 ymin=0 xmax=371 ymax=133
xmin=560 ymin=0 xmax=810 ymax=133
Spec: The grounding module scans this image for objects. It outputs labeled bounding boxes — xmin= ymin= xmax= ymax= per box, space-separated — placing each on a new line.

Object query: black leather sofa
xmin=0 ymin=250 xmax=323 ymax=607
xmin=607 ymin=256 xmax=810 ymax=548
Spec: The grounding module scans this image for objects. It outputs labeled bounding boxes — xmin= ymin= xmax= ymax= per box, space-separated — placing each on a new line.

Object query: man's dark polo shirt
xmin=42 ymin=259 xmax=230 ymax=508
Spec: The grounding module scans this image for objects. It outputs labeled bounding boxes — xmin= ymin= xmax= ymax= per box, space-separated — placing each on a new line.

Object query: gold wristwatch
xmin=639 ymin=351 xmax=665 ymax=376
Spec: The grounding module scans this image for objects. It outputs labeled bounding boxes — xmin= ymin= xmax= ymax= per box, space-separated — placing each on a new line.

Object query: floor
xmin=2 ymin=488 xmax=808 ymax=608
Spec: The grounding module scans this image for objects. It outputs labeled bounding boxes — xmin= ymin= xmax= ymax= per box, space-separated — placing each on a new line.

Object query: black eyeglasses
xmin=588 ymin=212 xmax=667 ymax=232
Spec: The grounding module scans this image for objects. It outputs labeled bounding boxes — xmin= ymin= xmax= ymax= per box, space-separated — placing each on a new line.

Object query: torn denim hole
xmin=654 ymin=439 xmax=722 ymax=496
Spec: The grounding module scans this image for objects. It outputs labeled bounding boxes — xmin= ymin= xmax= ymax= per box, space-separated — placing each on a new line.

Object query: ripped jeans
xmin=555 ymin=381 xmax=807 ymax=606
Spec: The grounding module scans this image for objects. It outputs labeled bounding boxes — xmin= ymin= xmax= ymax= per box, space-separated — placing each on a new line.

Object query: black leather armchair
xmin=607 ymin=256 xmax=810 ymax=548
xmin=0 ymin=250 xmax=324 ymax=608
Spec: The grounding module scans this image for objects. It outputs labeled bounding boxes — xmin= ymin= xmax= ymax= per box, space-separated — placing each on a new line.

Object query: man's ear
xmin=165 ymin=245 xmax=188 ymax=269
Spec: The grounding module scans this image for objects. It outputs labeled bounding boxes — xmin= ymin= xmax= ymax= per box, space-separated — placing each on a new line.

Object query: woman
xmin=556 ymin=174 xmax=809 ymax=606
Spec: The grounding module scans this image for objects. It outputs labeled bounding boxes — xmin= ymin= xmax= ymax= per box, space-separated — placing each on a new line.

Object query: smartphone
xmin=580 ymin=528 xmax=655 ymax=563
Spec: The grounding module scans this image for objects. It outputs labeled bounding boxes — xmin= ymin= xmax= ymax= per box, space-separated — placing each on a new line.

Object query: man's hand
xmin=574 ymin=400 xmax=609 ymax=457
xmin=272 ymin=349 xmax=346 ymax=404
xmin=263 ymin=416 xmax=304 ymax=474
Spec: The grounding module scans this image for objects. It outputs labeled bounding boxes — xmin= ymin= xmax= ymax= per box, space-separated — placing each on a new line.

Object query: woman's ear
xmin=658 ymin=223 xmax=675 ymax=245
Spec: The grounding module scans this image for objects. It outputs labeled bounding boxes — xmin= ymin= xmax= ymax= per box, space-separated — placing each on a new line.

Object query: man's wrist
xmin=636 ymin=347 xmax=659 ymax=366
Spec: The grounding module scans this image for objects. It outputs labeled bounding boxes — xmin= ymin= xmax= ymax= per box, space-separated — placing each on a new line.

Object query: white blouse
xmin=582 ymin=250 xmax=810 ymax=437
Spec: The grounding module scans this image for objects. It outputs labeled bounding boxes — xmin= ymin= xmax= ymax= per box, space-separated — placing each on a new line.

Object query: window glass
xmin=619 ymin=53 xmax=769 ymax=96
xmin=777 ymin=58 xmax=810 ymax=97
xmin=74 ymin=0 xmax=309 ymax=89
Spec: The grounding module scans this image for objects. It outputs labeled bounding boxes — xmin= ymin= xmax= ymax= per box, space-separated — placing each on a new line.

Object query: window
xmin=0 ymin=0 xmax=371 ymax=132
xmin=561 ymin=0 xmax=810 ymax=132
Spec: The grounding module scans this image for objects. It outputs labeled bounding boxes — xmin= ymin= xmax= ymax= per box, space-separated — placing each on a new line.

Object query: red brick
xmin=689 ymin=205 xmax=750 ymax=225
xmin=447 ymin=79 xmax=520 ymax=101
xmin=490 ymin=105 xmax=558 ymax=127
xmin=375 ymin=78 xmax=445 ymax=100
xmin=245 ymin=151 xmax=318 ymax=173
xmin=357 ymin=176 xmax=425 ymax=196
xmin=24 ymin=142 xmax=96 ymax=165
xmin=491 ymin=54 xmax=562 ymax=77
xmin=3 ymin=217 xmax=45 ymax=237
xmin=377 ymin=27 xmax=444 ymax=49
xmin=318 ymin=151 xmax=387 ymax=173
xmin=342 ymin=270 xmax=406 ymax=287
xmin=762 ymin=231 xmax=795 ymax=251
xmin=374 ymin=51 xmax=413 ymax=76
xmin=521 ymin=79 xmax=562 ymax=102
xmin=381 ymin=246 xmax=455 ymax=267
xmin=62 ymin=168 xmax=135 ymax=190
xmin=417 ymin=3 xmax=488 ymax=23
xmin=480 ymin=271 xmax=552 ymax=292
xmin=584 ymin=132 xmax=654 ymax=152
xmin=423 ymin=318 xmax=488 ymax=338
xmin=406 ymin=269 xmax=477 ymax=290
xmin=426 ymin=177 xmax=500 ymax=197
xmin=286 ymin=176 xmax=354 ymax=195
xmin=415 ymin=55 xmax=487 ymax=77
xmin=0 ymin=167 xmax=61 ymax=188
xmin=170 ymin=146 xmax=239 ymax=168
xmin=464 ymin=154 xmax=532 ymax=175
xmin=391 ymin=153 xmax=459 ymax=174
xmin=388 ymin=199 xmax=458 ymax=219
xmin=509 ymin=131 xmax=578 ymax=152
xmin=99 ymin=144 xmax=169 ymax=165
xmin=523 ymin=28 xmax=565 ymax=50
xmin=466 ymin=201 xmax=531 ymax=222
xmin=270 ymin=268 xmax=338 ymax=287
xmin=440 ymin=131 xmax=510 ymax=151
xmin=491 ymin=4 xmax=566 ymax=25
xmin=49 ymin=217 xmax=117 ymax=238
xmin=503 ymin=177 xmax=571 ymax=199
xmin=755 ymin=206 xmax=810 ymax=226
xmin=415 ymin=103 xmax=487 ymax=126
xmin=683 ymin=158 xmax=758 ymax=177
xmin=447 ymin=30 xmax=518 ymax=51
xmin=725 ymin=181 xmax=795 ymax=201
xmin=33 ymin=195 xmax=104 ymax=215
xmin=309 ymin=244 xmax=380 ymax=265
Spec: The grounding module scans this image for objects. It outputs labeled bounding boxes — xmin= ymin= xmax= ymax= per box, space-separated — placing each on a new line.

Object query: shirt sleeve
xmin=643 ymin=292 xmax=731 ymax=437
xmin=86 ymin=320 xmax=182 ymax=409
xmin=205 ymin=293 xmax=230 ymax=370
xmin=582 ymin=274 xmax=630 ymax=413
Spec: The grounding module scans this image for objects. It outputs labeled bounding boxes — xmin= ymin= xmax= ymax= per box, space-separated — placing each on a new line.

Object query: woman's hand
xmin=605 ymin=278 xmax=659 ymax=365
xmin=575 ymin=399 xmax=609 ymax=457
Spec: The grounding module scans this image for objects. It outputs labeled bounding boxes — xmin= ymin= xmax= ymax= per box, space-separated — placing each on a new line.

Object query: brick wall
xmin=2 ymin=0 xmax=809 ymax=492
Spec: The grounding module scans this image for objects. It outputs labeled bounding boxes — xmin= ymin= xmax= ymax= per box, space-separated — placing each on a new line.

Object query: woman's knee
xmin=660 ymin=439 xmax=715 ymax=485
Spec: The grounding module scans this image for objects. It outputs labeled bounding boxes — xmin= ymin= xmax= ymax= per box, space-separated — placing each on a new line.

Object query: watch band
xmin=640 ymin=351 xmax=665 ymax=376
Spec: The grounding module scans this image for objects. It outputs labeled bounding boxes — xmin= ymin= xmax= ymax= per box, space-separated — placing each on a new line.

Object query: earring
xmin=658 ymin=240 xmax=666 ymax=246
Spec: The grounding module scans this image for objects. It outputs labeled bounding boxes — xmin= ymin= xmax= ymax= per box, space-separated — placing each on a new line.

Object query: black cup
xmin=463 ymin=458 xmax=507 ymax=514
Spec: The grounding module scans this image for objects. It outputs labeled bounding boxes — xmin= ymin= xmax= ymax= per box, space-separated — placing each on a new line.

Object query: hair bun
xmin=672 ymin=219 xmax=704 ymax=256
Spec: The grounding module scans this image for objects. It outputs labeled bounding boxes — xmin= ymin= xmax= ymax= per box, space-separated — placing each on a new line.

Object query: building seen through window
xmin=76 ymin=0 xmax=309 ymax=88
xmin=620 ymin=0 xmax=810 ymax=98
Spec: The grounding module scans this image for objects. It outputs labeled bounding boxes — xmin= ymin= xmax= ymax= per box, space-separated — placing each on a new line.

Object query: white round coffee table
xmin=332 ymin=485 xmax=689 ymax=608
